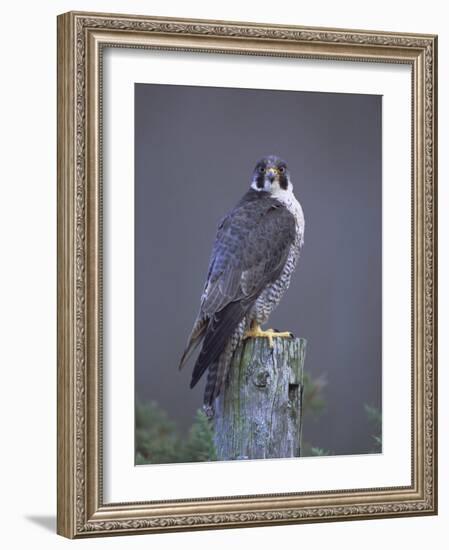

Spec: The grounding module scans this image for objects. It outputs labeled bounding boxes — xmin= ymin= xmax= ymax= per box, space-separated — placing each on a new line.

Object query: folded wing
xmin=179 ymin=191 xmax=296 ymax=403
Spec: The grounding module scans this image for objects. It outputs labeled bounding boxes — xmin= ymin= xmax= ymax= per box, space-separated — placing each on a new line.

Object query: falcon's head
xmin=250 ymin=155 xmax=293 ymax=194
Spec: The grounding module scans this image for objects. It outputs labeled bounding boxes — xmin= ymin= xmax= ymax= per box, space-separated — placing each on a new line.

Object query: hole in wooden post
xmin=288 ymin=382 xmax=299 ymax=402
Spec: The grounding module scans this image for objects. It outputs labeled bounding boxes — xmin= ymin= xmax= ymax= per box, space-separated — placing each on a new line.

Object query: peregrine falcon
xmin=179 ymin=155 xmax=305 ymax=413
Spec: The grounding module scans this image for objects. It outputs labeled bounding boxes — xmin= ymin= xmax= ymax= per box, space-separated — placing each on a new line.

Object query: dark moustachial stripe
xmin=279 ymin=173 xmax=288 ymax=190
xmin=255 ymin=172 xmax=265 ymax=189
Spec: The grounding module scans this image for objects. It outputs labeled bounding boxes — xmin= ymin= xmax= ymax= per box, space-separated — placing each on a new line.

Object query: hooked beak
xmin=266 ymin=167 xmax=279 ymax=182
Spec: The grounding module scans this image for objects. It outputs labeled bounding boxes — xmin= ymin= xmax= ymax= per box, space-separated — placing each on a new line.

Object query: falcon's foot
xmin=243 ymin=322 xmax=293 ymax=349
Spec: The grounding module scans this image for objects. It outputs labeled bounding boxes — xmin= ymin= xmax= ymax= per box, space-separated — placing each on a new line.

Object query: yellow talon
xmin=243 ymin=322 xmax=293 ymax=349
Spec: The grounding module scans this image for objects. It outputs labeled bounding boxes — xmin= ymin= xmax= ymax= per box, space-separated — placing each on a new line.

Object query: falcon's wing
xmin=181 ymin=191 xmax=296 ymax=389
xmin=201 ymin=196 xmax=294 ymax=315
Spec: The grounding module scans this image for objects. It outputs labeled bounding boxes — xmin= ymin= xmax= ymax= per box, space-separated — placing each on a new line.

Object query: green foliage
xmin=300 ymin=371 xmax=330 ymax=457
xmin=184 ymin=409 xmax=217 ymax=462
xmin=135 ymin=399 xmax=216 ymax=465
xmin=309 ymin=446 xmax=331 ymax=456
xmin=364 ymin=404 xmax=382 ymax=430
xmin=301 ymin=443 xmax=332 ymax=457
xmin=364 ymin=404 xmax=382 ymax=452
xmin=135 ymin=400 xmax=182 ymax=464
xmin=302 ymin=372 xmax=327 ymax=419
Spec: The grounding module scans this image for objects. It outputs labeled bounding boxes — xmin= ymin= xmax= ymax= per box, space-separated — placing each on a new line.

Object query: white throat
xmin=270 ymin=184 xmax=295 ymax=205
xmin=251 ymin=178 xmax=296 ymax=207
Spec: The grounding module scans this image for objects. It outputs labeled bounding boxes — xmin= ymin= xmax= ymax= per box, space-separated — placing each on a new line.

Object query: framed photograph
xmin=57 ymin=11 xmax=438 ymax=538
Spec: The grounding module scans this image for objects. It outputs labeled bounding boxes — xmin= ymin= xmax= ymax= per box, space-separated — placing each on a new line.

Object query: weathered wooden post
xmin=213 ymin=337 xmax=306 ymax=460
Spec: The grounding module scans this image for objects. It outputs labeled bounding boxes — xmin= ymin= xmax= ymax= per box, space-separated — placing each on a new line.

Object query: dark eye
xmin=258 ymin=166 xmax=265 ymax=173
xmin=279 ymin=166 xmax=286 ymax=173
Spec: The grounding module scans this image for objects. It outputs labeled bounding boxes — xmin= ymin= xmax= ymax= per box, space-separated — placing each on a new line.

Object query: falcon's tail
xmin=203 ymin=339 xmax=235 ymax=407
xmin=178 ymin=317 xmax=207 ymax=370
xmin=190 ymin=300 xmax=250 ymax=405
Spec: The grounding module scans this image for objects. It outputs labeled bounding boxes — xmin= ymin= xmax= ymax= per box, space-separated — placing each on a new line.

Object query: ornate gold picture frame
xmin=57 ymin=11 xmax=437 ymax=538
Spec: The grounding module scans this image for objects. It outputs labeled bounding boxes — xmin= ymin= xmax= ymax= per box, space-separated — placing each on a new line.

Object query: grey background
xmin=135 ymin=82 xmax=382 ymax=456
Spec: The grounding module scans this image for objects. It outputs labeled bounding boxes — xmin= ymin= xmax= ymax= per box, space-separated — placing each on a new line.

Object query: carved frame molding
xmin=57 ymin=11 xmax=437 ymax=538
